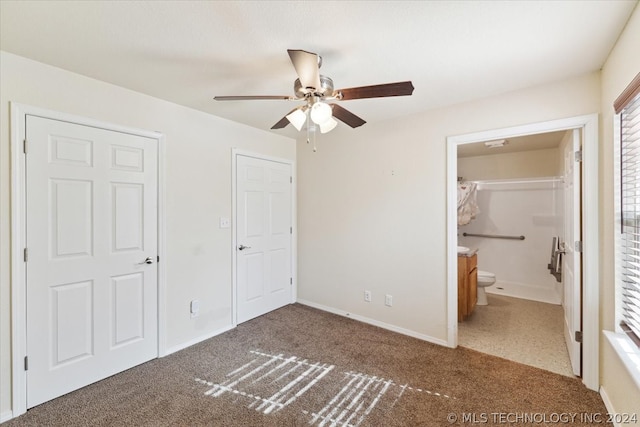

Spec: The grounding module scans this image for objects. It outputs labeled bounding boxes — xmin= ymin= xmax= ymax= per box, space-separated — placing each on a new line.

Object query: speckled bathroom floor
xmin=458 ymin=294 xmax=575 ymax=377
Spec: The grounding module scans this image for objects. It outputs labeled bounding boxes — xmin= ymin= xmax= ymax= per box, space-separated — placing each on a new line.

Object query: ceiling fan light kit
xmin=310 ymin=101 xmax=332 ymax=124
xmin=214 ymin=49 xmax=415 ymax=150
xmin=318 ymin=116 xmax=337 ymax=134
xmin=286 ymin=107 xmax=308 ymax=131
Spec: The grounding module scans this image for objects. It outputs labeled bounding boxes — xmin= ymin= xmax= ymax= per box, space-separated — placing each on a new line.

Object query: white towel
xmin=457 ymin=182 xmax=479 ymax=226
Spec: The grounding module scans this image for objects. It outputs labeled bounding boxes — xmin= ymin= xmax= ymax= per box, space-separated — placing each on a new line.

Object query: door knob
xmin=238 ymin=245 xmax=251 ymax=251
xmin=139 ymin=256 xmax=155 ymax=264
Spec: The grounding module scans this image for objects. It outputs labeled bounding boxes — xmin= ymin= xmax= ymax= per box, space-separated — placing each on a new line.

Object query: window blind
xmin=620 ymin=87 xmax=640 ymax=346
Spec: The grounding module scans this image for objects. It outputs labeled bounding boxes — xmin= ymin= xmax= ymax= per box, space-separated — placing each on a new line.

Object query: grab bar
xmin=462 ymin=232 xmax=525 ymax=240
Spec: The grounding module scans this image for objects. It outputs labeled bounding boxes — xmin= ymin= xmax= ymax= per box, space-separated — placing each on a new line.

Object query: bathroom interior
xmin=456 ymin=129 xmax=579 ymax=378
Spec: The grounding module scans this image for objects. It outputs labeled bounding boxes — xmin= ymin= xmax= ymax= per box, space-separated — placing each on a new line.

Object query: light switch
xmin=190 ymin=299 xmax=200 ymax=318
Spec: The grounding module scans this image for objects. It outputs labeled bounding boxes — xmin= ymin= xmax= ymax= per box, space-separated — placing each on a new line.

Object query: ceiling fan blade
xmin=330 ymin=104 xmax=366 ymax=128
xmin=287 ymin=49 xmax=322 ymax=90
xmin=214 ymin=95 xmax=293 ymax=101
xmin=337 ymin=81 xmax=414 ymax=100
xmin=271 ymin=108 xmax=301 ymax=129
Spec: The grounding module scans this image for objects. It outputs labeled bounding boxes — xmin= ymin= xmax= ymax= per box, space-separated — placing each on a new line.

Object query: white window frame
xmin=610 ymin=95 xmax=640 ymax=389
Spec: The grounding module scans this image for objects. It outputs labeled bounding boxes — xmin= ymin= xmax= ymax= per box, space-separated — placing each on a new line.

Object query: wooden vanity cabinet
xmin=458 ymin=253 xmax=478 ymax=321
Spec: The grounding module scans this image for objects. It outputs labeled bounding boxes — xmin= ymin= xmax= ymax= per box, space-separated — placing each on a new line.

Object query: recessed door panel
xmin=245 ymin=191 xmax=264 ymax=238
xmin=269 ymin=192 xmax=289 ymax=235
xmin=270 ymin=169 xmax=289 ymax=184
xmin=111 ymin=145 xmax=144 ymax=172
xmin=245 ymin=165 xmax=264 ymax=182
xmin=112 ymin=183 xmax=144 ymax=252
xmin=49 ymin=135 xmax=93 ymax=167
xmin=245 ymin=254 xmax=265 ymax=301
xmin=50 ymin=179 xmax=93 ymax=259
xmin=269 ymin=249 xmax=287 ymax=293
xmin=112 ymin=273 xmax=144 ymax=347
xmin=50 ymin=280 xmax=94 ymax=367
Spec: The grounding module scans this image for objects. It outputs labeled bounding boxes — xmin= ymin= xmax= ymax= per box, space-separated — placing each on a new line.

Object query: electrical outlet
xmin=219 ymin=217 xmax=230 ymax=228
xmin=385 ymin=294 xmax=393 ymax=307
xmin=364 ymin=290 xmax=372 ymax=302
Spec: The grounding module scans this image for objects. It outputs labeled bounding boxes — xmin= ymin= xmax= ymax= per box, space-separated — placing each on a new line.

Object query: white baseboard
xmin=163 ymin=324 xmax=235 ymax=356
xmin=296 ymin=299 xmax=448 ymax=347
xmin=487 ymin=280 xmax=561 ymax=305
xmin=1 ymin=410 xmax=13 ymax=423
xmin=599 ymin=386 xmax=621 ymax=427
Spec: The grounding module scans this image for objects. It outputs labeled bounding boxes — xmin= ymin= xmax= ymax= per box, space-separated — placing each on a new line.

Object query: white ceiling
xmin=1 ymin=1 xmax=637 ymax=138
xmin=457 ymin=130 xmax=568 ymax=158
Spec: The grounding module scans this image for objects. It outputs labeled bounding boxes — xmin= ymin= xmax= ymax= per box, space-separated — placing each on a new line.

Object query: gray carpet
xmin=6 ymin=303 xmax=610 ymax=426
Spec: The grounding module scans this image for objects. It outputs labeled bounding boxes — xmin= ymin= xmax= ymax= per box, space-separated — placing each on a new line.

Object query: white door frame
xmin=446 ymin=114 xmax=599 ymax=391
xmin=231 ymin=149 xmax=297 ymax=327
xmin=10 ymin=103 xmax=167 ymax=417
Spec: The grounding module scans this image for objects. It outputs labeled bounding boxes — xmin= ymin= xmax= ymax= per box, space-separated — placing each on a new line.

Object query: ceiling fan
xmin=214 ymin=49 xmax=415 ymax=134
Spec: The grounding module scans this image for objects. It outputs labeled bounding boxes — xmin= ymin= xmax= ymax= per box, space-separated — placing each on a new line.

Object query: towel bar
xmin=462 ymin=232 xmax=525 ymax=240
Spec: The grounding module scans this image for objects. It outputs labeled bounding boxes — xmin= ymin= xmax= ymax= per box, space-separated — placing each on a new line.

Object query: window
xmin=617 ymin=72 xmax=640 ymax=347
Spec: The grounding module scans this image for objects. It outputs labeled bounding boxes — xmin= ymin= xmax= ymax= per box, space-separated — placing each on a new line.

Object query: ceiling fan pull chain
xmin=308 ymin=124 xmax=317 ymax=152
xmin=305 ymin=114 xmax=317 ymax=152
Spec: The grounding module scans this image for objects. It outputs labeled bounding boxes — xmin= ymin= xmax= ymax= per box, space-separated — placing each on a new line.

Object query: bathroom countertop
xmin=458 ymin=248 xmax=478 ymax=257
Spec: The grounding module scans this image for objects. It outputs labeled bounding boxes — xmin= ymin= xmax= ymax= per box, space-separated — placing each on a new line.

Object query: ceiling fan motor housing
xmin=294 ymin=75 xmax=334 ymax=98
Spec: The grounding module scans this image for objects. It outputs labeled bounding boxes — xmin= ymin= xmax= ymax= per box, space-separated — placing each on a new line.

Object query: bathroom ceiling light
xmin=484 ymin=139 xmax=508 ymax=148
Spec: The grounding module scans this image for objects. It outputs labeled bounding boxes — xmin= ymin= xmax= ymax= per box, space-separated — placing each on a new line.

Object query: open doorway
xmin=445 ymin=114 xmax=600 ymax=391
xmin=455 ymin=130 xmax=576 ymax=377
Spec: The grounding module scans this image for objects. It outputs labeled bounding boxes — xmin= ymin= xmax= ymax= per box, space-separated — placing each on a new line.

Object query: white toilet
xmin=476 ymin=270 xmax=496 ymax=305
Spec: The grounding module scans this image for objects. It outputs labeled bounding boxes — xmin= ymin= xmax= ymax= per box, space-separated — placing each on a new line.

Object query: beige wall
xmin=0 ymin=51 xmax=295 ymax=415
xmin=599 ymin=4 xmax=640 ymax=414
xmin=297 ymin=72 xmax=600 ymax=341
xmin=458 ymin=147 xmax=561 ymax=181
xmin=3 ymin=5 xmax=638 ymax=416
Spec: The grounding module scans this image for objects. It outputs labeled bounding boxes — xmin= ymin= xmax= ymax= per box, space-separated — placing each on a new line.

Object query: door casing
xmin=446 ymin=114 xmax=599 ymax=391
xmin=10 ymin=103 xmax=167 ymax=417
xmin=231 ymin=149 xmax=297 ymax=327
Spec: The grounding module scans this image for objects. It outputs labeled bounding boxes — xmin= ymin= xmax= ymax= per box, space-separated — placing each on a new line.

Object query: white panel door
xmin=26 ymin=116 xmax=158 ymax=408
xmin=236 ymin=155 xmax=292 ymax=324
xmin=562 ymin=129 xmax=582 ymax=376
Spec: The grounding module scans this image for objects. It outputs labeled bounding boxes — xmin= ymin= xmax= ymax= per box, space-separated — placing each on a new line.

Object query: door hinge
xmin=290 ymin=176 xmax=292 ymax=184
xmin=23 ymin=139 xmax=28 ymax=154
xmin=157 ymin=255 xmax=160 ymax=263
xmin=290 ymin=277 xmax=293 ymax=285
xmin=24 ymin=356 xmax=28 ymax=371
xmin=23 ymin=248 xmax=28 ymax=262
xmin=574 ymin=150 xmax=582 ymax=162
xmin=290 ymin=226 xmax=293 ymax=234
xmin=574 ymin=331 xmax=583 ymax=343
xmin=575 ymin=241 xmax=583 ymax=252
